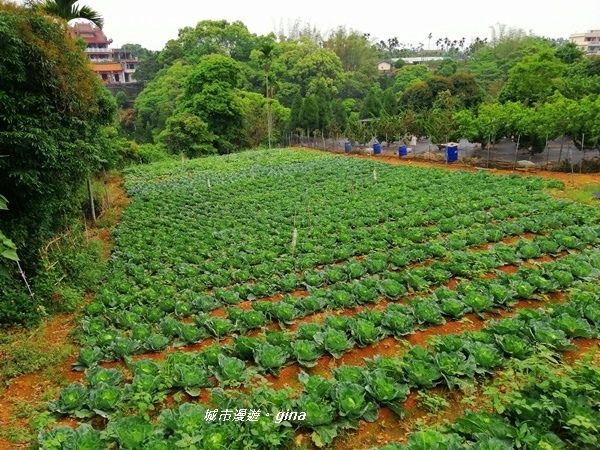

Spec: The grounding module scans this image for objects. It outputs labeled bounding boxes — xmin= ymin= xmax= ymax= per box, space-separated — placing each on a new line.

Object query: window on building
xmin=127 ymin=64 xmax=135 ymax=70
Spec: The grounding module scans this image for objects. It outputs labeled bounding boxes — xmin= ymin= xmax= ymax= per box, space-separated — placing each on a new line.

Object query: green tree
xmin=499 ymin=48 xmax=564 ymax=105
xmin=399 ymin=81 xmax=434 ymax=110
xmin=450 ymin=72 xmax=484 ymax=108
xmin=393 ymin=59 xmax=406 ymax=69
xmin=271 ymin=38 xmax=344 ymax=105
xmin=338 ymin=71 xmax=372 ymax=100
xmin=121 ymin=45 xmax=161 ymax=82
xmin=538 ymin=93 xmax=600 ymax=152
xmin=157 ymin=39 xmax=184 ymax=67
xmin=392 ymin=64 xmax=432 ymax=93
xmin=435 ymin=59 xmax=458 ymax=77
xmin=512 ymin=105 xmax=549 ymax=154
xmin=300 ymin=96 xmax=319 ymax=136
xmin=455 ymin=102 xmax=506 ymax=145
xmin=158 ymin=113 xmax=217 ymax=157
xmin=557 ymin=56 xmax=600 ymax=99
xmin=323 ymin=27 xmax=379 ymax=76
xmin=182 ymin=54 xmax=246 ymax=153
xmin=115 ymin=92 xmax=130 ymax=109
xmin=239 ymin=91 xmax=289 ymax=147
xmin=0 ymin=196 xmax=18 ymax=277
xmin=464 ymin=49 xmax=503 ymax=96
xmin=309 ymin=78 xmax=333 ymax=131
xmin=38 ymin=0 xmax=103 ymax=28
xmin=329 ymin=98 xmax=348 ymax=136
xmin=177 ymin=19 xmax=257 ymax=63
xmin=381 ymin=88 xmax=399 ymax=115
xmin=424 ymin=90 xmax=461 ymax=144
xmin=359 ymin=85 xmax=383 ymax=119
xmin=426 ymin=75 xmax=454 ymax=99
xmin=134 ymin=61 xmax=192 ymax=140
xmin=286 ymin=94 xmax=303 ymax=135
xmin=121 ymin=43 xmax=152 ymax=60
xmin=554 ymin=42 xmax=584 ymax=64
xmin=465 ymin=35 xmax=551 ymax=97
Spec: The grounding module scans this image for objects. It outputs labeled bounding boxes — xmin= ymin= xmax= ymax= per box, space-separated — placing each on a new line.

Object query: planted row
xmin=48 ymin=283 xmax=600 ymax=449
xmin=76 ymin=230 xmax=600 ymax=362
xmin=63 ymin=250 xmax=600 ymax=423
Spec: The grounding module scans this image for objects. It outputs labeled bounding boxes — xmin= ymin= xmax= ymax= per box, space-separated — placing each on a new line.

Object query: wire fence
xmin=284 ymin=135 xmax=600 ymax=173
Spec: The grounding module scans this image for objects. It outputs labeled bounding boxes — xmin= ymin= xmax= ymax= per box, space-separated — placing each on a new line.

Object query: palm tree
xmin=39 ymin=0 xmax=104 ymax=29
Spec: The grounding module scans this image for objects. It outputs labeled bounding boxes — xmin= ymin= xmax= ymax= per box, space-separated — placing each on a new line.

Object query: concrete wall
xmin=105 ymin=82 xmax=145 ymax=102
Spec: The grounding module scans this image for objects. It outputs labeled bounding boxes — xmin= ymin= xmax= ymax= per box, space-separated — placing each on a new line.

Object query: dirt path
xmin=0 ymin=173 xmax=129 ymax=450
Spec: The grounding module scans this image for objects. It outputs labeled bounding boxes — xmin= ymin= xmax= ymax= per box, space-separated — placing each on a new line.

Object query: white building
xmin=69 ymin=23 xmax=140 ymax=83
xmin=569 ymin=30 xmax=600 ymax=56
xmin=377 ymin=60 xmax=393 ymax=72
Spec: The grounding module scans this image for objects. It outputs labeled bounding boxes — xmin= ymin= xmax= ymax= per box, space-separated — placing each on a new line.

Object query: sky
xmin=77 ymin=0 xmax=600 ymax=51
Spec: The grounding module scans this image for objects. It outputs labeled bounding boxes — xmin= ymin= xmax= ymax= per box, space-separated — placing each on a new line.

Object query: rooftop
xmin=69 ymin=23 xmax=112 ymax=45
xmin=90 ymin=62 xmax=123 ymax=72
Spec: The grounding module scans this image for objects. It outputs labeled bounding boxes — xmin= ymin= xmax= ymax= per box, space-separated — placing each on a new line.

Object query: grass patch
xmin=0 ymin=397 xmax=57 ymax=445
xmin=547 ymin=183 xmax=600 ymax=205
xmin=0 ymin=327 xmax=75 ymax=385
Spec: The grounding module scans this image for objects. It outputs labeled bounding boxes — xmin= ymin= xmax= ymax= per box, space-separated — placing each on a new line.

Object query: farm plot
xmin=39 ymin=149 xmax=600 ymax=449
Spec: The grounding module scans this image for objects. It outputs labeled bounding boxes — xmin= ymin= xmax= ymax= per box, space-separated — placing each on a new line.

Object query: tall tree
xmin=38 ymin=0 xmax=104 ymax=28
xmin=300 ymin=96 xmax=319 ymax=136
xmin=330 ymin=99 xmax=348 ymax=136
xmin=323 ymin=27 xmax=379 ymax=76
xmin=134 ymin=61 xmax=192 ymax=140
xmin=381 ymin=88 xmax=399 ymax=115
xmin=499 ymin=48 xmax=564 ymax=105
xmin=182 ymin=54 xmax=246 ymax=153
xmin=392 ymin=64 xmax=432 ymax=93
xmin=286 ymin=94 xmax=303 ymax=135
xmin=359 ymin=86 xmax=383 ymax=119
xmin=258 ymin=41 xmax=276 ymax=148
xmin=176 ymin=20 xmax=257 ymax=63
xmin=399 ymin=81 xmax=434 ymax=111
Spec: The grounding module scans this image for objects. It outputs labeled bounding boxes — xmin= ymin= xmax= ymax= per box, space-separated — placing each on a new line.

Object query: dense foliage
xmin=123 ymin=21 xmax=599 ymax=153
xmin=0 ymin=2 xmax=115 ymax=325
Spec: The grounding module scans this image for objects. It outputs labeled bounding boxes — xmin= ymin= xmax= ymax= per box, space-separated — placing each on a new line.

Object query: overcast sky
xmin=79 ymin=0 xmax=599 ymax=51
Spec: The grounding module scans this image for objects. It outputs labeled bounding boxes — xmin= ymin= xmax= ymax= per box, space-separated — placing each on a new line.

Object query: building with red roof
xmin=69 ymin=23 xmax=139 ymax=83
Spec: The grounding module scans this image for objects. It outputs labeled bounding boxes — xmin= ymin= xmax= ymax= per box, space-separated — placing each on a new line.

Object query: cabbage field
xmin=39 ymin=149 xmax=600 ymax=449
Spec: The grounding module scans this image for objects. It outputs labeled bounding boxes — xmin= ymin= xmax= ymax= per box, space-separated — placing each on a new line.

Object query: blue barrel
xmin=373 ymin=143 xmax=381 ymax=154
xmin=447 ymin=145 xmax=458 ymax=162
xmin=344 ymin=142 xmax=352 ymax=153
xmin=399 ymin=145 xmax=407 ymax=157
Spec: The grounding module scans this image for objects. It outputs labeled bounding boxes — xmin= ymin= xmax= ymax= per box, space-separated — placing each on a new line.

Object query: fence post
xmin=512 ymin=135 xmax=521 ymax=171
xmin=579 ymin=134 xmax=585 ymax=174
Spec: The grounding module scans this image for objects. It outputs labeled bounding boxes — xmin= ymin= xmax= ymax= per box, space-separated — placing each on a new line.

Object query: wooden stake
xmin=569 ymin=145 xmax=575 ymax=186
xmin=545 ymin=134 xmax=550 ymax=169
xmin=486 ymin=135 xmax=491 ymax=168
